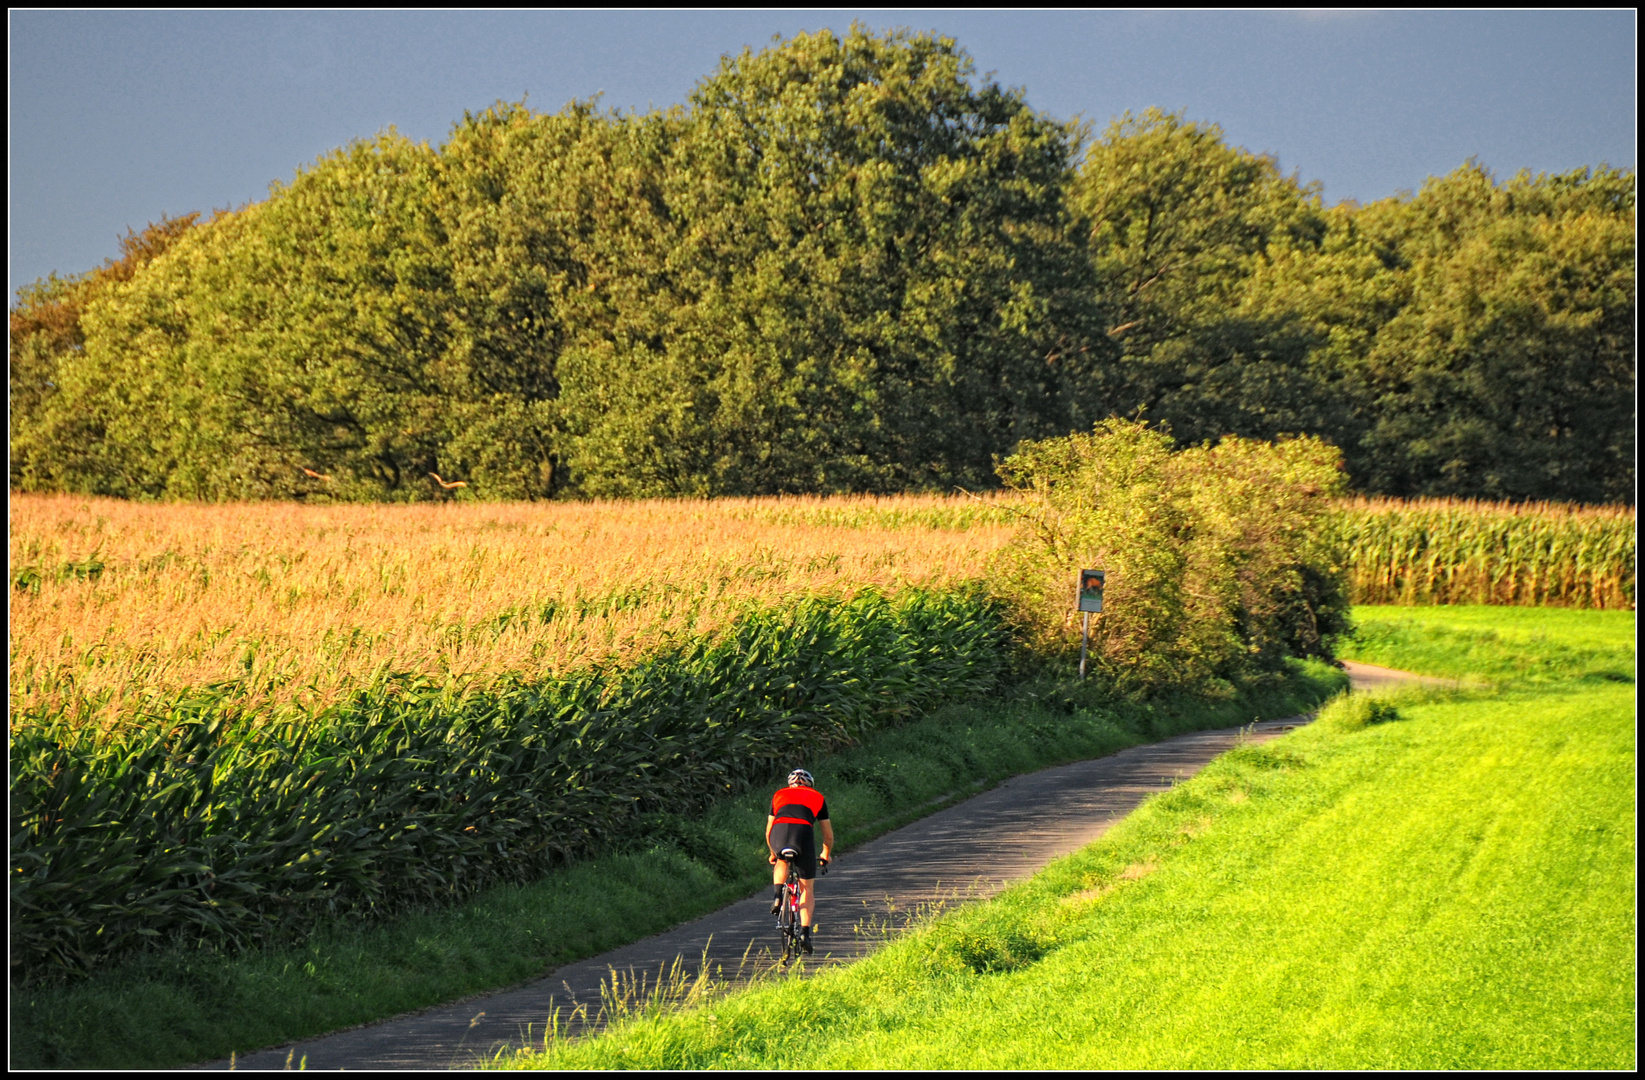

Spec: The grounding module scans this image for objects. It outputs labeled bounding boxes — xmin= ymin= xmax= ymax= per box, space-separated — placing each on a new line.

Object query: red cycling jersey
xmin=770 ymin=785 xmax=829 ymax=827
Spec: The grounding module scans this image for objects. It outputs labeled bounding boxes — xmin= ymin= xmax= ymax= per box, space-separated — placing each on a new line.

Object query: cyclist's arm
xmin=765 ymin=814 xmax=776 ymax=856
xmin=818 ymin=819 xmax=834 ymax=862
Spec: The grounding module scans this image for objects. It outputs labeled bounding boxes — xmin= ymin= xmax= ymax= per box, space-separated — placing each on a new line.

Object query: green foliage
xmin=430 ymin=98 xmax=657 ymax=499
xmin=14 ymin=134 xmax=462 ymax=501
xmin=9 ymin=589 xmax=1005 ymax=981
xmin=11 ymin=554 xmax=106 ymax=594
xmin=1071 ymin=123 xmax=1635 ymax=503
xmin=990 ymin=419 xmax=1350 ymax=691
xmin=1070 ymin=108 xmax=1338 ymax=444
xmin=8 ymin=30 xmax=1634 ymax=504
xmin=10 ymin=27 xmax=1098 ymax=501
xmin=9 ymin=214 xmax=202 ymax=492
xmin=1339 ymin=164 xmax=1636 ymax=502
xmin=1314 ymin=691 xmax=1400 ymax=732
xmin=203 ymin=133 xmax=457 ymax=500
xmin=555 ymin=25 xmax=1096 ymax=495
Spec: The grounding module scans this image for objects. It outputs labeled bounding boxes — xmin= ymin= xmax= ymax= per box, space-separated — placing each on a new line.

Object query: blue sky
xmin=9 ymin=10 xmax=1635 ymax=296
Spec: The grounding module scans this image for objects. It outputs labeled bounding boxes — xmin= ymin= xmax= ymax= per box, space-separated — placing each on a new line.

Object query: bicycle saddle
xmin=779 ymin=847 xmax=799 ymax=859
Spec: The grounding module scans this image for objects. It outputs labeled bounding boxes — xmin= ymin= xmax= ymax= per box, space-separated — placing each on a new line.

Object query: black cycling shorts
xmin=769 ymin=822 xmax=818 ymax=879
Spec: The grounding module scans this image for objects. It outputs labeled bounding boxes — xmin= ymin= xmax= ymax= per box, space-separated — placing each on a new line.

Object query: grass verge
xmin=10 ymin=661 xmax=1342 ymax=1069
xmin=500 ymin=611 xmax=1635 ymax=1070
xmin=1338 ymin=604 xmax=1635 ymax=684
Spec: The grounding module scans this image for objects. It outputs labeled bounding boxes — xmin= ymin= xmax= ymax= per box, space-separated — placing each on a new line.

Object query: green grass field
xmin=10 ymin=665 xmax=1340 ymax=1069
xmin=1340 ymin=604 xmax=1636 ymax=684
xmin=502 ymin=609 xmax=1636 ymax=1070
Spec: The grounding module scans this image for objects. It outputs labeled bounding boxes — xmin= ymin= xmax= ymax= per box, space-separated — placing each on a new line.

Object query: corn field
xmin=10 ymin=490 xmax=1632 ymax=981
xmin=1336 ymin=498 xmax=1636 ymax=609
xmin=10 ymin=589 xmax=1006 ymax=979
xmin=9 ymin=494 xmax=1011 ymax=728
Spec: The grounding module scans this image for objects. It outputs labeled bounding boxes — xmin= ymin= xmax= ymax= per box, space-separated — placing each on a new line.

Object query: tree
xmin=430 ymin=100 xmax=674 ymax=498
xmin=1349 ymin=165 xmax=1636 ymax=502
xmin=1069 ymin=109 xmax=1333 ymax=445
xmin=10 ymin=34 xmax=1632 ymax=506
xmin=21 ymin=132 xmax=466 ymax=501
xmin=10 ymin=214 xmax=199 ymax=491
xmin=558 ymin=25 xmax=1100 ymax=496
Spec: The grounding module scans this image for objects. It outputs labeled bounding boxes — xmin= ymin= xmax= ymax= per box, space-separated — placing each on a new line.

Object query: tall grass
xmin=725 ymin=493 xmax=1020 ymax=531
xmin=10 ymin=589 xmax=1006 ymax=980
xmin=1337 ymin=497 xmax=1635 ymax=609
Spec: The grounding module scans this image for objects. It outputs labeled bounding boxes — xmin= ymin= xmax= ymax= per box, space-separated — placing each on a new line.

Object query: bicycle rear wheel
xmin=778 ymin=881 xmax=801 ymax=964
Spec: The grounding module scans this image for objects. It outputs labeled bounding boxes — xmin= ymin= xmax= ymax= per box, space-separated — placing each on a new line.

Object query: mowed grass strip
xmin=505 ymin=642 xmax=1635 ymax=1068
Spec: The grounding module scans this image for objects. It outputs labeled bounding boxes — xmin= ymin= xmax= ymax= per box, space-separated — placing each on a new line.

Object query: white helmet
xmin=787 ymin=768 xmax=814 ymax=788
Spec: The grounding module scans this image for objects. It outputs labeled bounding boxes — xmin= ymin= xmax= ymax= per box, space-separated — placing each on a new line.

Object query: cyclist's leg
xmin=796 ymin=876 xmax=817 ymax=954
xmin=781 ymin=869 xmax=805 ymax=961
xmin=797 ymin=876 xmax=815 ymax=927
xmin=770 ymin=825 xmax=803 ymax=914
xmin=786 ymin=827 xmax=819 ymax=929
xmin=770 ymin=856 xmax=793 ymax=915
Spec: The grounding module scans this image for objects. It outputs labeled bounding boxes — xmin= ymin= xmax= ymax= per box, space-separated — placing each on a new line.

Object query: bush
xmin=921 ymin=913 xmax=1050 ymax=976
xmin=989 ymin=419 xmax=1350 ymax=693
xmin=1315 ymin=692 xmax=1401 ymax=732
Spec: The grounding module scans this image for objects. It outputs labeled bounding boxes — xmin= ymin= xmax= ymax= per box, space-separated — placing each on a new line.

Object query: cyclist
xmin=766 ymin=768 xmax=834 ymax=955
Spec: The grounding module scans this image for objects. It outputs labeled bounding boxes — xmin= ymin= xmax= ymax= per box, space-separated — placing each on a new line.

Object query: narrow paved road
xmin=1340 ymin=659 xmax=1455 ymax=692
xmin=208 ymin=666 xmax=1411 ymax=1070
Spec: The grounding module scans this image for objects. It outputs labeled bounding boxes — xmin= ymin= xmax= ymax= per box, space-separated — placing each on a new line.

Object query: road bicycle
xmin=773 ymin=847 xmax=826 ymax=965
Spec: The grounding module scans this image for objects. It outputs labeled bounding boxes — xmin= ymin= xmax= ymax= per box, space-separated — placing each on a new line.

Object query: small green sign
xmin=1078 ymin=569 xmax=1105 ymax=613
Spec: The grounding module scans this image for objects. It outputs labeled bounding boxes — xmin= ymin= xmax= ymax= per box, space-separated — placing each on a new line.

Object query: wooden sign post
xmin=1076 ymin=569 xmax=1105 ymax=680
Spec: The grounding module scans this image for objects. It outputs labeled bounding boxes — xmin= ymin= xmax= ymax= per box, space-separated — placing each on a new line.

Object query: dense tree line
xmin=9 ymin=27 xmax=1635 ymax=503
